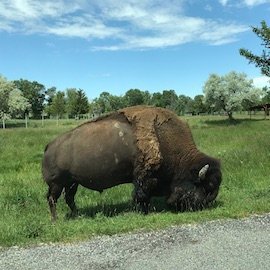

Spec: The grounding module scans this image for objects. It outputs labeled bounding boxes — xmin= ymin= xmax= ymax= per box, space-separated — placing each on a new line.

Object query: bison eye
xmin=209 ymin=183 xmax=214 ymax=188
xmin=205 ymin=181 xmax=216 ymax=193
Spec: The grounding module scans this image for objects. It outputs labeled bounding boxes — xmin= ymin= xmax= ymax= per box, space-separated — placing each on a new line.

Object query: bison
xmin=42 ymin=106 xmax=222 ymax=221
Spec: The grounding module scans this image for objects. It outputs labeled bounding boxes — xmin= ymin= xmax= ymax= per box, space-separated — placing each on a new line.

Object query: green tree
xmin=150 ymin=90 xmax=179 ymax=112
xmin=90 ymin=91 xmax=125 ymax=115
xmin=108 ymin=95 xmax=125 ymax=111
xmin=44 ymin=86 xmax=57 ymax=116
xmin=50 ymin=91 xmax=66 ymax=120
xmin=94 ymin=91 xmax=114 ymax=113
xmin=185 ymin=98 xmax=196 ymax=115
xmin=193 ymin=95 xmax=207 ymax=115
xmin=66 ymin=88 xmax=89 ymax=118
xmin=66 ymin=88 xmax=79 ymax=117
xmin=151 ymin=92 xmax=163 ymax=107
xmin=160 ymin=90 xmax=179 ymax=111
xmin=46 ymin=87 xmax=57 ymax=105
xmin=124 ymin=89 xmax=145 ymax=107
xmin=14 ymin=79 xmax=46 ymax=118
xmin=142 ymin=91 xmax=152 ymax=105
xmin=204 ymin=71 xmax=261 ymax=120
xmin=75 ymin=89 xmax=89 ymax=117
xmin=240 ymin=20 xmax=270 ymax=77
xmin=89 ymin=100 xmax=102 ymax=116
xmin=177 ymin=95 xmax=192 ymax=115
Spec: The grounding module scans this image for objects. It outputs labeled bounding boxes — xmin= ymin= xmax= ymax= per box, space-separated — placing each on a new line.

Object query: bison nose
xmin=194 ymin=188 xmax=205 ymax=201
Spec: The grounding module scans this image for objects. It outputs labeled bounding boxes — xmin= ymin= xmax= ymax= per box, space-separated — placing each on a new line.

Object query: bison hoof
xmin=135 ymin=201 xmax=149 ymax=215
xmin=66 ymin=209 xmax=78 ymax=219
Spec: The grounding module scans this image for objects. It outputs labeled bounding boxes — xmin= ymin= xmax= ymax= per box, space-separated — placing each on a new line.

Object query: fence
xmin=1 ymin=111 xmax=268 ymax=129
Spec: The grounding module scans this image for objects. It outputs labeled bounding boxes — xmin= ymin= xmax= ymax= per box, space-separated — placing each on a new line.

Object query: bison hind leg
xmin=64 ymin=182 xmax=79 ymax=218
xmin=47 ymin=183 xmax=63 ymax=222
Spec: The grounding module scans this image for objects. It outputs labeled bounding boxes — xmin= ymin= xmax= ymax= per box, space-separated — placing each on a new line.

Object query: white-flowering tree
xmin=0 ymin=75 xmax=30 ymax=128
xmin=203 ymin=71 xmax=262 ymax=120
xmin=8 ymin=89 xmax=30 ymax=118
xmin=241 ymin=87 xmax=263 ymax=111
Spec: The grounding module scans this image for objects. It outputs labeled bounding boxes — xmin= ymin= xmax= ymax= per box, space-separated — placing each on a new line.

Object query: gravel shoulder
xmin=1 ymin=213 xmax=270 ymax=270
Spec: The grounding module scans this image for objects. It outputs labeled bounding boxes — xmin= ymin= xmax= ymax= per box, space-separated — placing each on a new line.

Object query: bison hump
xmin=120 ymin=106 xmax=171 ymax=172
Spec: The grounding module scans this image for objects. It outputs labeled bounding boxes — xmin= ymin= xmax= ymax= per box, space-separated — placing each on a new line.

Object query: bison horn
xmin=198 ymin=164 xmax=209 ymax=180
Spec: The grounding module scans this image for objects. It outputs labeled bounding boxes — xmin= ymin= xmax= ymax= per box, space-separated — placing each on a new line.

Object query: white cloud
xmin=243 ymin=0 xmax=270 ymax=6
xmin=45 ymin=16 xmax=123 ymax=39
xmin=204 ymin=4 xmax=213 ymax=11
xmin=219 ymin=0 xmax=229 ymax=6
xmin=219 ymin=0 xmax=270 ymax=6
xmin=0 ymin=0 xmax=250 ymax=50
xmin=199 ymin=22 xmax=249 ymax=45
xmin=253 ymin=76 xmax=270 ymax=88
xmin=0 ymin=0 xmax=79 ymax=21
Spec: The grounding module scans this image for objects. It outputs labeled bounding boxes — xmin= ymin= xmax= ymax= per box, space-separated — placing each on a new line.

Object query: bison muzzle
xmin=42 ymin=106 xmax=222 ymax=221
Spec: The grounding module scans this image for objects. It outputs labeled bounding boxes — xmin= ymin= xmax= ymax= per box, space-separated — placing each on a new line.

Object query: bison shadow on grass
xmin=204 ymin=118 xmax=265 ymax=127
xmin=65 ymin=197 xmax=223 ymax=220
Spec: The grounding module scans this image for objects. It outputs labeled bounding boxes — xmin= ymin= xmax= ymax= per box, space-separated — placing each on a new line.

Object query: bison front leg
xmin=133 ymin=182 xmax=150 ymax=214
xmin=64 ymin=182 xmax=78 ymax=218
xmin=133 ymin=177 xmax=158 ymax=214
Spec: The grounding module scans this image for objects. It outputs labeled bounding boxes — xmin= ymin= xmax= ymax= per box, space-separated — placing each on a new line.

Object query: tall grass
xmin=0 ymin=115 xmax=269 ymax=247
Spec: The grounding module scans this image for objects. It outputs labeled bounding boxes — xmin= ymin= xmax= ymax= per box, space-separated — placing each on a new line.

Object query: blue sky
xmin=0 ymin=0 xmax=269 ymax=99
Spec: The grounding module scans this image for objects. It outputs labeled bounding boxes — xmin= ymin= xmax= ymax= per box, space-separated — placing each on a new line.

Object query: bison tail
xmin=44 ymin=143 xmax=49 ymax=152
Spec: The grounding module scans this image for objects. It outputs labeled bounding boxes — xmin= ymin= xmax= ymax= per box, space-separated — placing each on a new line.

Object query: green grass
xmin=0 ymin=115 xmax=270 ymax=247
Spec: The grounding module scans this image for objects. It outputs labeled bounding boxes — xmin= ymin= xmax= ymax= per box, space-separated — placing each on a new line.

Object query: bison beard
xmin=42 ymin=106 xmax=222 ymax=221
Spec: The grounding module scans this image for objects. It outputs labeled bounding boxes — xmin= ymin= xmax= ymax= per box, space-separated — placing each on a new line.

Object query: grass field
xmin=0 ymin=114 xmax=269 ymax=247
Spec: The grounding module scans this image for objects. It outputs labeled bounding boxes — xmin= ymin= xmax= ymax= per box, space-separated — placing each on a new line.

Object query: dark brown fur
xmin=42 ymin=106 xmax=222 ymax=221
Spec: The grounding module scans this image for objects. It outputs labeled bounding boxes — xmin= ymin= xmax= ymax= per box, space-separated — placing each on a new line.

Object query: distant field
xmin=0 ymin=114 xmax=269 ymax=247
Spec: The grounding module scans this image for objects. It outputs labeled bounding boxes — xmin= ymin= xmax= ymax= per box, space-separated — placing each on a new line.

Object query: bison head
xmin=167 ymin=163 xmax=222 ymax=211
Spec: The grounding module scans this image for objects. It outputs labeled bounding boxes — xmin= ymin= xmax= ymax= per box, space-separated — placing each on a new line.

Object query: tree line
xmin=0 ymin=71 xmax=269 ymax=125
xmin=0 ymin=75 xmax=209 ymax=122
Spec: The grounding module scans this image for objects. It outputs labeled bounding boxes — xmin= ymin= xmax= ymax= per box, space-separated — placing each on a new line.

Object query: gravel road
xmin=1 ymin=213 xmax=270 ymax=270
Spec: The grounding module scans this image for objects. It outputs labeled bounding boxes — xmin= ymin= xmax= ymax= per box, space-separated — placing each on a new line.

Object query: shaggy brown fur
xmin=119 ymin=106 xmax=168 ymax=175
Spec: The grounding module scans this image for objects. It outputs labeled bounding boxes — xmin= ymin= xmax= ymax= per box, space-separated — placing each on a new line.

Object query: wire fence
xmin=0 ymin=111 xmax=268 ymax=129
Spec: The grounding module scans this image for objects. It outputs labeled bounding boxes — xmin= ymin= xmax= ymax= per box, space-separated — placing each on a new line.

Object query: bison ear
xmin=198 ymin=164 xmax=209 ymax=181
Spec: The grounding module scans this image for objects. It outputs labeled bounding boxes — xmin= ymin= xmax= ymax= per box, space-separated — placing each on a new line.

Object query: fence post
xmin=2 ymin=117 xmax=5 ymax=129
xmin=42 ymin=111 xmax=44 ymax=127
xmin=25 ymin=113 xmax=28 ymax=128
